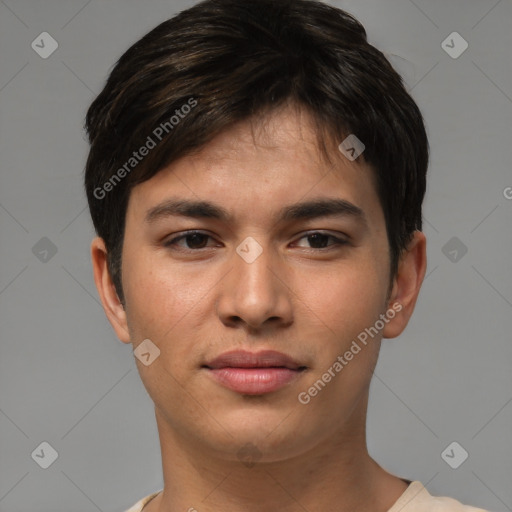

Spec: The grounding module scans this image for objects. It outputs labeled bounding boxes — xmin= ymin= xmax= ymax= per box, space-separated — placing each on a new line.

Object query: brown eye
xmin=294 ymin=232 xmax=348 ymax=249
xmin=164 ymin=231 xmax=216 ymax=251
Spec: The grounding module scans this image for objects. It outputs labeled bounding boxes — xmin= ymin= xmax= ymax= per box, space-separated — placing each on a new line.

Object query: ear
xmin=91 ymin=237 xmax=131 ymax=344
xmin=382 ymin=231 xmax=427 ymax=339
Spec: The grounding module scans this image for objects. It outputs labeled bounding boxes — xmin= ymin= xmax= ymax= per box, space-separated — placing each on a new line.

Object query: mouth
xmin=202 ymin=350 xmax=307 ymax=395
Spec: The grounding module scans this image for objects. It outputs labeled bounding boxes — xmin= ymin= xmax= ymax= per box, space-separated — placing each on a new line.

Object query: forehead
xmin=183 ymin=105 xmax=351 ymax=177
xmin=126 ymin=105 xmax=383 ymax=228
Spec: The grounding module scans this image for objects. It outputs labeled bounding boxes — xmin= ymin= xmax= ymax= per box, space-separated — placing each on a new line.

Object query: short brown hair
xmin=84 ymin=0 xmax=429 ymax=302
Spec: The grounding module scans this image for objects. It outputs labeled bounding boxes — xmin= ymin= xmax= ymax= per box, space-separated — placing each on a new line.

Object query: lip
xmin=203 ymin=350 xmax=307 ymax=395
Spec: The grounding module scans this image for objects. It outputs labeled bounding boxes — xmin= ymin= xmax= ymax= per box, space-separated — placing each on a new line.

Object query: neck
xmin=146 ymin=398 xmax=408 ymax=512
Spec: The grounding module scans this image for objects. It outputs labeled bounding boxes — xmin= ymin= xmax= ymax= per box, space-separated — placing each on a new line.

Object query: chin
xmin=198 ymin=409 xmax=319 ymax=464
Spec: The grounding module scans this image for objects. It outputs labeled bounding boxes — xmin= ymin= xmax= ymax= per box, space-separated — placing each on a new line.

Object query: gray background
xmin=0 ymin=0 xmax=511 ymax=511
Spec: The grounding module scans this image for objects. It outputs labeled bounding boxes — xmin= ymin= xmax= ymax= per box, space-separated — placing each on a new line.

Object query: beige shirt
xmin=124 ymin=481 xmax=490 ymax=512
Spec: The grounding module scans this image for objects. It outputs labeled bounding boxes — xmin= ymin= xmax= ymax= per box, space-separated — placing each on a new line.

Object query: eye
xmin=163 ymin=230 xmax=348 ymax=252
xmin=293 ymin=231 xmax=348 ymax=249
xmin=164 ymin=231 xmax=218 ymax=251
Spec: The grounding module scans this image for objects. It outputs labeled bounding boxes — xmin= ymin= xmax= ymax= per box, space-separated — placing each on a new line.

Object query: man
xmin=84 ymin=0 xmax=489 ymax=510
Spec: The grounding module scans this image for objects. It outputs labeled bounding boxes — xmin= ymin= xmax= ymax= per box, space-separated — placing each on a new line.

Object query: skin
xmin=92 ymin=104 xmax=426 ymax=512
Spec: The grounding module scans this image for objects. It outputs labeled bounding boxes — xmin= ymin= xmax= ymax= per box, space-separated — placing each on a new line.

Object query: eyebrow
xmin=145 ymin=197 xmax=367 ymax=226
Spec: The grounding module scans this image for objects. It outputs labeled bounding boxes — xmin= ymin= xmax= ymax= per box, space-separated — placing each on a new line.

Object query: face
xmin=92 ymin=105 xmax=425 ymax=464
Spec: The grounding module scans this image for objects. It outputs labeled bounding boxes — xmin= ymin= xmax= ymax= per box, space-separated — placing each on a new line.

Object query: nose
xmin=215 ymin=239 xmax=293 ymax=332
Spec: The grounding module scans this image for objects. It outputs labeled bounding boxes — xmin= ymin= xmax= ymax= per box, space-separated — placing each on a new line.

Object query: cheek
xmin=121 ymin=255 xmax=209 ymax=396
xmin=295 ymin=258 xmax=388 ymax=340
xmin=121 ymin=247 xmax=195 ymax=340
xmin=121 ymin=246 xmax=220 ymax=370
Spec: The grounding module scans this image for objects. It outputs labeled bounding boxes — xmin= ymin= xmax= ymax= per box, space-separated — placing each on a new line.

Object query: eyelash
xmin=163 ymin=230 xmax=348 ymax=252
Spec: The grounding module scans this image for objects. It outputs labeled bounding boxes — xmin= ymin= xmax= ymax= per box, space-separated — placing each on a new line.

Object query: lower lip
xmin=206 ymin=367 xmax=303 ymax=395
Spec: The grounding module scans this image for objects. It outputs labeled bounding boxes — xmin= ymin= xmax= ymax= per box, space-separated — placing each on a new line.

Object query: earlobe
xmin=382 ymin=231 xmax=427 ymax=339
xmin=90 ymin=237 xmax=131 ymax=344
